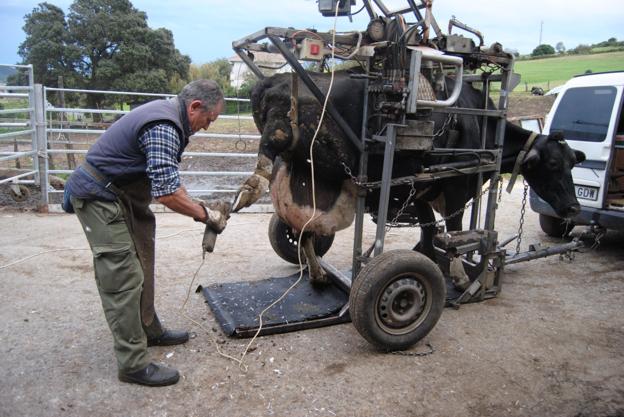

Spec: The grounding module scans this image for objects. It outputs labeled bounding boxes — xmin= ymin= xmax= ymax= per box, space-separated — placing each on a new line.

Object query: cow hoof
xmin=309 ymin=272 xmax=331 ymax=287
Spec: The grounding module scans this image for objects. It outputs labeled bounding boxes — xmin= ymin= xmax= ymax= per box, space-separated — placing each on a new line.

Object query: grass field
xmin=513 ymin=51 xmax=624 ymax=93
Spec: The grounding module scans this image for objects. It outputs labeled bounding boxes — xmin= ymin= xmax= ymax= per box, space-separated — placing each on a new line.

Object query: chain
xmin=341 ymin=161 xmax=361 ymax=186
xmin=388 ymin=342 xmax=435 ymax=357
xmin=433 ymin=114 xmax=454 ymax=137
xmin=590 ymin=226 xmax=605 ymax=250
xmin=497 ymin=176 xmax=504 ymax=204
xmin=514 ymin=181 xmax=528 ymax=255
xmin=387 ymin=181 xmax=496 ymax=229
xmin=386 ymin=180 xmax=420 ymax=230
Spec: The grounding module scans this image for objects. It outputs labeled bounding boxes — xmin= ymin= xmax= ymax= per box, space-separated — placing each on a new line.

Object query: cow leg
xmin=412 ymin=200 xmax=437 ymax=260
xmin=302 ymin=234 xmax=329 ymax=285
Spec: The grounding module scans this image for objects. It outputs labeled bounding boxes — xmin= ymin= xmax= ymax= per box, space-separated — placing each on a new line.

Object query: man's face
xmin=188 ymin=99 xmax=224 ymax=133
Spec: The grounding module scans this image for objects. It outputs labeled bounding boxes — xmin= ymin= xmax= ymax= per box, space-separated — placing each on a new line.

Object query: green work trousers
xmin=72 ymin=196 xmax=151 ymax=373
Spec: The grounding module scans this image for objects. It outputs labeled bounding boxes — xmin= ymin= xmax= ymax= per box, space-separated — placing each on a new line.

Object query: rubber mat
xmin=201 ymin=270 xmax=350 ymax=338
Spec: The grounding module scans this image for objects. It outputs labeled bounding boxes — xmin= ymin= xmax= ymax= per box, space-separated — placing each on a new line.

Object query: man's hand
xmin=156 ymin=188 xmax=229 ymax=233
xmin=233 ymin=173 xmax=269 ymax=212
xmin=196 ymin=199 xmax=231 ymax=233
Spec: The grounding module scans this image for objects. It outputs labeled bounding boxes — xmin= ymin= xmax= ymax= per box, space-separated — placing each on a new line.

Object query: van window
xmin=550 ymin=86 xmax=616 ymax=142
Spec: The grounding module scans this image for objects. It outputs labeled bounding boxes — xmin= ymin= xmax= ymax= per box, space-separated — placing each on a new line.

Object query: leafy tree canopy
xmin=18 ymin=0 xmax=190 ymax=105
xmin=531 ymin=44 xmax=556 ymax=57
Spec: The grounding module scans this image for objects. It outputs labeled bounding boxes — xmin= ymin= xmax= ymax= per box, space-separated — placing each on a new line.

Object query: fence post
xmin=33 ymin=84 xmax=49 ymax=211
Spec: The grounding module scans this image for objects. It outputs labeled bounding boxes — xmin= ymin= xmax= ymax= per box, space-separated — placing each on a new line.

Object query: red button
xmin=310 ymin=44 xmax=320 ymax=55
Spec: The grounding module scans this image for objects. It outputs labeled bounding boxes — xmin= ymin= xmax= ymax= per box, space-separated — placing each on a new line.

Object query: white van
xmin=530 ymin=71 xmax=624 ymax=236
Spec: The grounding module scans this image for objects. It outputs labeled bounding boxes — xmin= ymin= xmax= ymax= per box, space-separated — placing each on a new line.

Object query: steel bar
xmin=434 ymin=107 xmax=505 ymax=117
xmin=0 ymin=122 xmax=29 ymax=127
xmin=318 ymin=258 xmax=352 ymax=292
xmin=352 ymin=58 xmax=371 ymax=279
xmin=0 ymin=129 xmax=34 ymax=140
xmin=34 ymin=84 xmax=48 ymax=206
xmin=469 ymin=72 xmax=491 ymax=231
xmin=0 ymin=86 xmax=33 ymax=91
xmin=484 ymin=65 xmax=513 ymax=231
xmin=374 ymin=124 xmax=397 ymax=256
xmin=0 ymin=151 xmax=36 ymax=162
xmin=504 ymin=240 xmax=583 ymax=265
xmin=0 ymin=93 xmax=29 ymax=98
xmin=0 ymin=170 xmax=37 ymax=185
xmin=0 ymin=108 xmax=32 ymax=115
xmin=45 ymin=87 xmax=175 ymax=97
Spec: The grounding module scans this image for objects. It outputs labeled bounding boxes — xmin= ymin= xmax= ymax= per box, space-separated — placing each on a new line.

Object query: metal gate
xmin=0 ymin=64 xmax=41 ymax=198
xmin=1 ymin=73 xmax=262 ymax=210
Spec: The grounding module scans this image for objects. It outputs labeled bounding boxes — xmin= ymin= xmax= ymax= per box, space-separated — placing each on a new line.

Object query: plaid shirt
xmin=138 ymin=123 xmax=182 ymax=198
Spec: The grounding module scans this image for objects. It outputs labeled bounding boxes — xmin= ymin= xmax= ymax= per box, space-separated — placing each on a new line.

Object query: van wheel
xmin=539 ymin=214 xmax=574 ymax=237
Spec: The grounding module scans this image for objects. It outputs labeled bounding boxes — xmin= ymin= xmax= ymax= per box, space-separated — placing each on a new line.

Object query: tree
xmin=18 ymin=0 xmax=190 ymax=108
xmin=17 ymin=3 xmax=77 ymax=88
xmin=531 ymin=44 xmax=555 ymax=57
xmin=555 ymin=42 xmax=566 ymax=54
xmin=189 ymin=59 xmax=234 ymax=96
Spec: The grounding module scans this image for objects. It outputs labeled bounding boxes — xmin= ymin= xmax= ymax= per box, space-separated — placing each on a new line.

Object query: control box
xmin=298 ymin=38 xmax=330 ymax=61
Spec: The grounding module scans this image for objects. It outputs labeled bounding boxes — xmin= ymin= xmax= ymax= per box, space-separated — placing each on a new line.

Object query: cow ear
xmin=574 ymin=149 xmax=586 ymax=164
xmin=522 ymin=148 xmax=540 ymax=170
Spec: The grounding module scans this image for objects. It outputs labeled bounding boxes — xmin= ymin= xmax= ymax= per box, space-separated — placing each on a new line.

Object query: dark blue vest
xmin=66 ymin=98 xmax=191 ymax=201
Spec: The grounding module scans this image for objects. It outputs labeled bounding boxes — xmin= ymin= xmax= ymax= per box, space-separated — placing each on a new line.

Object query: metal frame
xmin=0 ymin=64 xmax=38 ymax=193
xmin=230 ymin=0 xmax=582 ymax=312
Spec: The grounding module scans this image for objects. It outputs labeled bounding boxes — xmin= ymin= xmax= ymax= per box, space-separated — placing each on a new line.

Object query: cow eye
xmin=547 ymin=159 xmax=560 ymax=171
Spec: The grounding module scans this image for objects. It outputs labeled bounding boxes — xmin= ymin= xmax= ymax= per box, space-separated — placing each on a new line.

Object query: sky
xmin=1 ymin=0 xmax=623 ymax=66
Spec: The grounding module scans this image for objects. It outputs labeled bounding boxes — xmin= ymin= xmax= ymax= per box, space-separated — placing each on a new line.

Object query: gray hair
xmin=179 ymin=79 xmax=224 ymax=111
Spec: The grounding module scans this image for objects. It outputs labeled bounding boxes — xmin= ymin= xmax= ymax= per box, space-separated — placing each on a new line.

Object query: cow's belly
xmin=270 ymin=162 xmax=357 ymax=235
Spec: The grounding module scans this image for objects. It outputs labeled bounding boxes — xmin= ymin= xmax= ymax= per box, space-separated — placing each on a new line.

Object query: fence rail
xmin=1 ymin=76 xmax=260 ymax=209
xmin=0 ymin=64 xmax=37 ymax=194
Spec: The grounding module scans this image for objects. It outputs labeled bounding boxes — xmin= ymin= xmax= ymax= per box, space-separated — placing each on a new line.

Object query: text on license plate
xmin=575 ymin=185 xmax=599 ymax=201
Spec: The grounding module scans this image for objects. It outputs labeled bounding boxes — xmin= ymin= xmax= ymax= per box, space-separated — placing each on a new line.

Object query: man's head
xmin=179 ymin=79 xmax=225 ymax=133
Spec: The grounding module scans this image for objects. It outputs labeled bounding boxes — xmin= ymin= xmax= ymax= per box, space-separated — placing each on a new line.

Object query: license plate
xmin=575 ymin=185 xmax=599 ymax=201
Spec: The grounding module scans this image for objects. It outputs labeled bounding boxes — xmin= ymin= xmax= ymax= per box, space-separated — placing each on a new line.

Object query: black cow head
xmin=521 ymin=131 xmax=586 ymax=219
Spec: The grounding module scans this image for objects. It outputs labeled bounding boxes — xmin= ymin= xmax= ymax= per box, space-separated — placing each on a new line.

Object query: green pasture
xmin=513 ymin=51 xmax=624 ymax=92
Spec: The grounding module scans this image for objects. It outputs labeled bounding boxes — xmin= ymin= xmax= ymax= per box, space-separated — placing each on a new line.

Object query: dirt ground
xmin=1 ymin=183 xmax=623 ymax=417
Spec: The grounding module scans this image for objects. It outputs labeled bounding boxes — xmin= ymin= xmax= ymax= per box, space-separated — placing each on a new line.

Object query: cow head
xmin=251 ymin=75 xmax=297 ymax=160
xmin=521 ymin=131 xmax=586 ymax=219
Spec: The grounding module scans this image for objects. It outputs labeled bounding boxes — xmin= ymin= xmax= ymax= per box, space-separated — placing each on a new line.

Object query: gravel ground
xmin=0 ymin=184 xmax=623 ymax=417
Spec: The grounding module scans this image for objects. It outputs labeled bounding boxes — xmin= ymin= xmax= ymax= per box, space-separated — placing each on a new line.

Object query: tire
xmin=349 ymin=250 xmax=446 ymax=351
xmin=267 ymin=213 xmax=335 ymax=265
xmin=539 ymin=214 xmax=574 ymax=237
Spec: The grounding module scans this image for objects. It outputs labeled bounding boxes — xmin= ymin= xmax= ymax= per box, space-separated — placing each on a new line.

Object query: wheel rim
xmin=374 ymin=273 xmax=432 ymax=335
xmin=283 ymin=225 xmax=299 ymax=250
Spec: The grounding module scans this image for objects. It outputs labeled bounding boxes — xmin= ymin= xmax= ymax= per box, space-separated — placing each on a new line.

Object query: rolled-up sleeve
xmin=138 ymin=123 xmax=182 ymax=198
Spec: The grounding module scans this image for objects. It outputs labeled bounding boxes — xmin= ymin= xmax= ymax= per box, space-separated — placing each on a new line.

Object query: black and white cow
xmin=233 ymin=70 xmax=585 ymax=281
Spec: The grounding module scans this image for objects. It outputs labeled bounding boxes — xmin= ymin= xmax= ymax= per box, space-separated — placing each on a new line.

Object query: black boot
xmin=118 ymin=363 xmax=179 ymax=386
xmin=147 ymin=329 xmax=189 ymax=347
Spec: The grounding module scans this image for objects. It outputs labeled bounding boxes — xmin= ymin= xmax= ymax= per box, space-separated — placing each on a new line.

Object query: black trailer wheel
xmin=268 ymin=213 xmax=335 ymax=265
xmin=349 ymin=250 xmax=446 ymax=351
xmin=539 ymin=214 xmax=574 ymax=237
